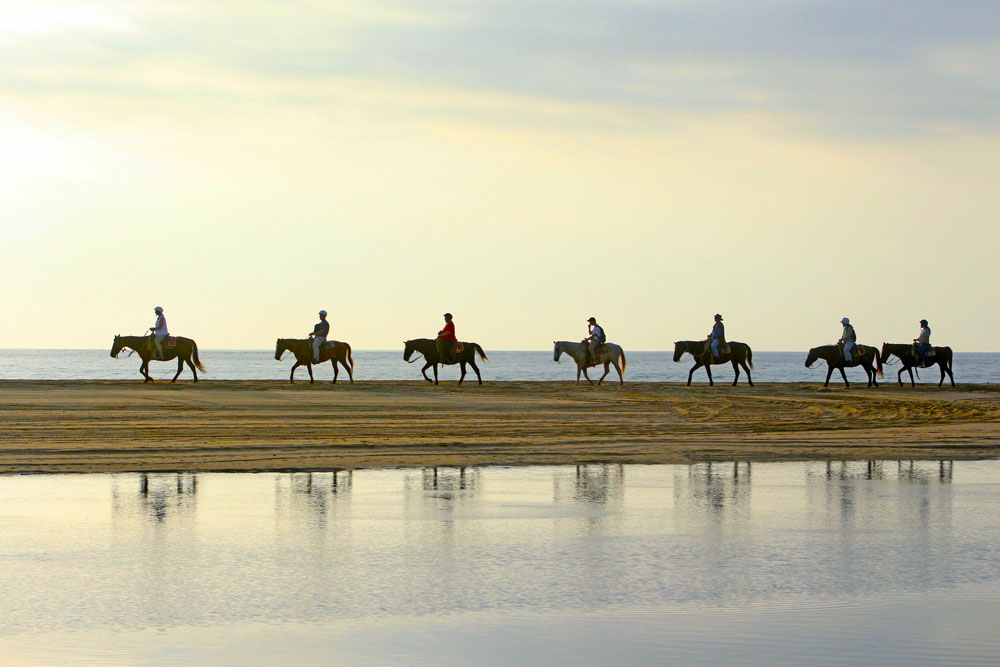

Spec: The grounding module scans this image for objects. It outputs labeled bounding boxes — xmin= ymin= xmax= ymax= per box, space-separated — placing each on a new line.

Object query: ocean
xmin=1 ymin=349 xmax=996 ymax=383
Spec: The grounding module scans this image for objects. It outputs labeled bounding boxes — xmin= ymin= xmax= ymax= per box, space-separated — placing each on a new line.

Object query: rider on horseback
xmin=149 ymin=306 xmax=169 ymax=360
xmin=585 ymin=317 xmax=605 ymax=365
xmin=839 ymin=317 xmax=856 ymax=363
xmin=311 ymin=310 xmax=329 ymax=363
xmin=437 ymin=313 xmax=457 ymax=363
xmin=914 ymin=319 xmax=931 ymax=367
xmin=707 ymin=314 xmax=725 ymax=360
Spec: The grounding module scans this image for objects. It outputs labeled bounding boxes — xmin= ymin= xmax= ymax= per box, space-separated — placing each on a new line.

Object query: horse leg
xmin=907 ymin=366 xmax=915 ymax=387
xmin=731 ymin=360 xmax=740 ymax=387
xmin=469 ymin=359 xmax=482 ymax=385
xmin=597 ymin=362 xmax=610 ymax=385
xmin=433 ymin=363 xmax=439 ymax=385
xmin=331 ymin=359 xmax=338 ymax=385
xmin=863 ymin=363 xmax=873 ymax=387
xmin=186 ymin=356 xmax=198 ymax=382
xmin=141 ymin=360 xmax=152 ymax=383
xmin=612 ymin=360 xmax=623 ymax=386
xmin=290 ymin=361 xmax=300 ymax=384
xmin=172 ymin=356 xmax=183 ymax=383
xmin=824 ymin=364 xmax=833 ymax=387
xmin=938 ymin=361 xmax=946 ymax=388
xmin=307 ymin=363 xmax=315 ymax=384
xmin=576 ymin=366 xmax=581 ymax=385
xmin=946 ymin=360 xmax=955 ymax=388
xmin=687 ymin=362 xmax=702 ymax=386
xmin=420 ymin=362 xmax=433 ymax=383
xmin=741 ymin=361 xmax=754 ymax=386
xmin=705 ymin=363 xmax=714 ymax=387
xmin=838 ymin=366 xmax=849 ymax=388
xmin=897 ymin=366 xmax=904 ymax=387
xmin=458 ymin=361 xmax=467 ymax=386
xmin=582 ymin=366 xmax=594 ymax=385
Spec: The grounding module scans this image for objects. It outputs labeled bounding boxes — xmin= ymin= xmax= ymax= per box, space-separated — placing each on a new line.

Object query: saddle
xmin=839 ymin=342 xmax=864 ymax=362
xmin=702 ymin=341 xmax=730 ymax=357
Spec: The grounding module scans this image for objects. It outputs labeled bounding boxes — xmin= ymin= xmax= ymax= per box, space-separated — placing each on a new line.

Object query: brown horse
xmin=275 ymin=337 xmax=354 ymax=384
xmin=805 ymin=344 xmax=883 ymax=388
xmin=403 ymin=338 xmax=487 ymax=385
xmin=110 ymin=334 xmax=206 ymax=383
xmin=880 ymin=342 xmax=954 ymax=388
xmin=673 ymin=340 xmax=754 ymax=386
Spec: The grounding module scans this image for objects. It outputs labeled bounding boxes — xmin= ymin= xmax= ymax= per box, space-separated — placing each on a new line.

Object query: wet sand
xmin=0 ymin=380 xmax=997 ymax=472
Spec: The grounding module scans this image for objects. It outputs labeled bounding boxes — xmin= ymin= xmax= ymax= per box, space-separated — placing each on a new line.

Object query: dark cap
xmin=920 ymin=319 xmax=928 ymax=325
xmin=443 ymin=312 xmax=453 ymax=318
xmin=587 ymin=317 xmax=597 ymax=323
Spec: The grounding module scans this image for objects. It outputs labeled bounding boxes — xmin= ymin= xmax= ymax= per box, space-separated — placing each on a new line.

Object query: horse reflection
xmin=112 ymin=472 xmax=198 ymax=523
xmin=274 ymin=471 xmax=353 ymax=528
xmin=674 ymin=462 xmax=752 ymax=518
xmin=554 ymin=464 xmax=625 ymax=506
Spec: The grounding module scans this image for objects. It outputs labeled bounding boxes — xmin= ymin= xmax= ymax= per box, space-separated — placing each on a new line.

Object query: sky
xmin=1 ymin=0 xmax=997 ymax=350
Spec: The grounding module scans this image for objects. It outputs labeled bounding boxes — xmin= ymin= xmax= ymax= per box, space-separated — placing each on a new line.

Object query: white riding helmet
xmin=841 ymin=317 xmax=850 ymax=325
xmin=318 ymin=310 xmax=327 ymax=317
xmin=154 ymin=306 xmax=163 ymax=314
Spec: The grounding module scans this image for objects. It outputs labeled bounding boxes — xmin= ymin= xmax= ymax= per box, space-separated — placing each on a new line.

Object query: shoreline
xmin=1 ymin=380 xmax=997 ymax=473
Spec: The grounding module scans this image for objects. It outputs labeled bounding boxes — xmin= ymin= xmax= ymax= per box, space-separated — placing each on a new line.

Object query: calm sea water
xmin=2 ymin=349 xmax=997 ymax=383
xmin=1 ymin=461 xmax=999 ymax=665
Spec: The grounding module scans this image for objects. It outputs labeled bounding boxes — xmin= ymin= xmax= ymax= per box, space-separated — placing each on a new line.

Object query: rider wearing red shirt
xmin=437 ymin=313 xmax=457 ymax=362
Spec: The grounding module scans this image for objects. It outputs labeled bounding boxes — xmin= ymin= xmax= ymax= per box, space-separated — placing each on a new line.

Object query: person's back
xmin=915 ymin=319 xmax=931 ymax=366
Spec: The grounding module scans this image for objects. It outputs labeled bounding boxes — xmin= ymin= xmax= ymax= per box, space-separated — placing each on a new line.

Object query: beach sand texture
xmin=0 ymin=380 xmax=997 ymax=473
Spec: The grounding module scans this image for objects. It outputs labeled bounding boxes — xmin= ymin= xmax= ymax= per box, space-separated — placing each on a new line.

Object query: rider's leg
xmin=153 ymin=335 xmax=165 ymax=360
xmin=313 ymin=336 xmax=325 ymax=363
xmin=588 ymin=340 xmax=599 ymax=364
xmin=843 ymin=341 xmax=854 ymax=363
xmin=711 ymin=339 xmax=720 ymax=360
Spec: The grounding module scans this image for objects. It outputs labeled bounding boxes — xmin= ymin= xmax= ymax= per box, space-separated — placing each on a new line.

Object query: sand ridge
xmin=0 ymin=380 xmax=997 ymax=472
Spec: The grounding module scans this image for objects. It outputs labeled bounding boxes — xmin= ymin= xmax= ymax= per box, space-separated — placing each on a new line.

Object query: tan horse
xmin=111 ymin=334 xmax=206 ymax=383
xmin=553 ymin=340 xmax=626 ymax=385
xmin=275 ymin=337 xmax=354 ymax=384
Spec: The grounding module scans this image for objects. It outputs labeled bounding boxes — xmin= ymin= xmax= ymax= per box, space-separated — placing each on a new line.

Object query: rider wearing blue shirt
xmin=708 ymin=314 xmax=725 ymax=360
xmin=586 ymin=317 xmax=605 ymax=364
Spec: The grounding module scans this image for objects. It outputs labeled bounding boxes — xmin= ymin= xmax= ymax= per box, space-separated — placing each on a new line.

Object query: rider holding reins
xmin=311 ymin=310 xmax=330 ymax=363
xmin=437 ymin=313 xmax=457 ymax=363
xmin=839 ymin=317 xmax=857 ymax=362
xmin=914 ymin=319 xmax=931 ymax=367
xmin=585 ymin=317 xmax=605 ymax=364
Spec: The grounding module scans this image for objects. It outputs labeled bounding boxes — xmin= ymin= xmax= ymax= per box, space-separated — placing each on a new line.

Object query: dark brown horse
xmin=275 ymin=337 xmax=354 ymax=384
xmin=403 ymin=338 xmax=487 ymax=385
xmin=880 ymin=342 xmax=954 ymax=387
xmin=673 ymin=340 xmax=754 ymax=386
xmin=110 ymin=334 xmax=206 ymax=383
xmin=805 ymin=344 xmax=883 ymax=388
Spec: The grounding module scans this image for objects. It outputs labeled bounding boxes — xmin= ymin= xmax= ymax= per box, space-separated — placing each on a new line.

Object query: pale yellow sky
xmin=1 ymin=1 xmax=997 ymax=350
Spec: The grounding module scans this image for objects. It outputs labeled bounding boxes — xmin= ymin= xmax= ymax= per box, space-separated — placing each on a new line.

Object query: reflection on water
xmin=2 ymin=460 xmax=1000 ymax=665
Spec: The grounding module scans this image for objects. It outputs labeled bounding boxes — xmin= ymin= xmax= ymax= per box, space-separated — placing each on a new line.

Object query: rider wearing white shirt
xmin=149 ymin=306 xmax=169 ymax=359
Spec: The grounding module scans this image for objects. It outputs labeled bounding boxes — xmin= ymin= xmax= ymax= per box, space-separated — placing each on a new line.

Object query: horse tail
xmin=192 ymin=341 xmax=207 ymax=373
xmin=345 ymin=342 xmax=354 ymax=370
xmin=620 ymin=349 xmax=627 ymax=376
xmin=745 ymin=345 xmax=754 ymax=371
xmin=874 ymin=345 xmax=883 ymax=378
xmin=475 ymin=343 xmax=488 ymax=361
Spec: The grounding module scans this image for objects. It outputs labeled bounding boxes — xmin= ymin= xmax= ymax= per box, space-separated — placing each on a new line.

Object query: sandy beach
xmin=0 ymin=380 xmax=997 ymax=473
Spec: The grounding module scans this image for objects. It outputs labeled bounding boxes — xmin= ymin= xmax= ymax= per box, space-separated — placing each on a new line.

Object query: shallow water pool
xmin=1 ymin=461 xmax=999 ymax=665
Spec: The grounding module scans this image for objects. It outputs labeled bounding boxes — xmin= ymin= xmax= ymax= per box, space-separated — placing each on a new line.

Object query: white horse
xmin=553 ymin=340 xmax=627 ymax=386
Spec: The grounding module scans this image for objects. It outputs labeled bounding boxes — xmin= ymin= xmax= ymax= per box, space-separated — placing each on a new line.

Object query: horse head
xmin=879 ymin=342 xmax=891 ymax=364
xmin=672 ymin=341 xmax=685 ymax=363
xmin=553 ymin=341 xmax=563 ymax=362
xmin=403 ymin=340 xmax=416 ymax=362
xmin=110 ymin=334 xmax=125 ymax=358
xmin=275 ymin=338 xmax=287 ymax=361
xmin=805 ymin=347 xmax=818 ymax=368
